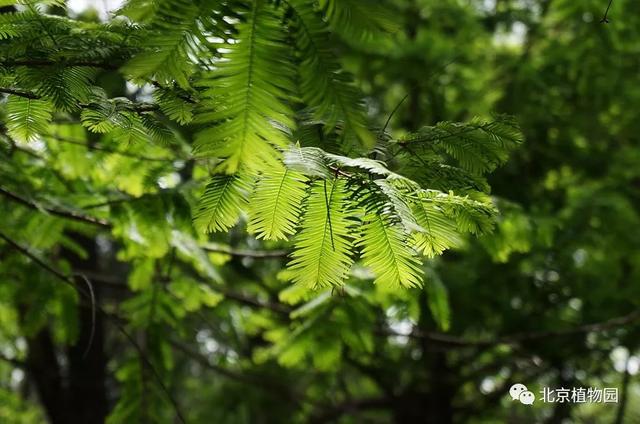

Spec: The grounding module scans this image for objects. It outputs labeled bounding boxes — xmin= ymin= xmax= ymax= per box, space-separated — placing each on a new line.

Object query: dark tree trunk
xmin=66 ymin=292 xmax=108 ymax=423
xmin=24 ymin=328 xmax=70 ymax=424
xmin=23 ymin=232 xmax=109 ymax=423
xmin=63 ymin=233 xmax=109 ymax=423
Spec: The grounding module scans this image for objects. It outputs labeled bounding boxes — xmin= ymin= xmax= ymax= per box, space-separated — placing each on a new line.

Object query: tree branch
xmin=201 ymin=243 xmax=289 ymax=259
xmin=47 ymin=135 xmax=176 ymax=162
xmin=601 ymin=0 xmax=614 ymax=23
xmin=0 ymin=186 xmax=111 ymax=229
xmin=171 ymin=339 xmax=303 ymax=406
xmin=0 ymin=59 xmax=119 ymax=70
xmin=216 ymin=287 xmax=292 ymax=315
xmin=0 ymin=87 xmax=40 ymax=99
xmin=387 ymin=310 xmax=640 ymax=348
xmin=170 ymin=340 xmax=259 ymax=385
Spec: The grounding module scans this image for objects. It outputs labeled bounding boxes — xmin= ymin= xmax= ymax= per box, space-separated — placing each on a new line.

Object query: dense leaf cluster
xmin=1 ymin=0 xmax=521 ymax=291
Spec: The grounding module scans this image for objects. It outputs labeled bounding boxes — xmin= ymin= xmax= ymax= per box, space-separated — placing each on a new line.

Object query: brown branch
xmin=0 ymin=87 xmax=40 ymax=99
xmin=169 ymin=260 xmax=292 ymax=314
xmin=0 ymin=88 xmax=161 ymax=115
xmin=216 ymin=287 xmax=292 ymax=315
xmin=46 ymin=135 xmax=176 ymax=162
xmin=132 ymin=103 xmax=160 ymax=113
xmin=395 ymin=310 xmax=640 ymax=348
xmin=150 ymin=81 xmax=197 ymax=104
xmin=201 ymin=243 xmax=289 ymax=259
xmin=0 ymin=186 xmax=111 ymax=229
xmin=170 ymin=340 xmax=259 ymax=385
xmin=171 ymin=339 xmax=303 ymax=406
xmin=0 ymin=60 xmax=119 ymax=70
xmin=601 ymin=0 xmax=614 ymax=23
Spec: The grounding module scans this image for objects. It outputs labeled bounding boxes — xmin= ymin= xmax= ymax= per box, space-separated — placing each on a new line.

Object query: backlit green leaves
xmin=194 ymin=174 xmax=251 ymax=233
xmin=5 ymin=96 xmax=52 ymax=141
xmin=80 ymin=91 xmax=175 ymax=144
xmin=358 ymin=213 xmax=423 ymax=288
xmin=289 ymin=0 xmax=373 ymax=147
xmin=318 ymin=0 xmax=399 ymax=42
xmin=16 ymin=66 xmax=94 ymax=112
xmin=248 ymin=166 xmax=308 ymax=241
xmin=191 ymin=132 xmax=511 ymax=289
xmin=194 ymin=0 xmax=294 ymax=173
xmin=399 ymin=115 xmax=523 ymax=175
xmin=120 ymin=0 xmax=201 ymax=88
xmin=0 ymin=0 xmax=522 ymax=294
xmin=411 ymin=198 xmax=464 ymax=257
xmin=289 ymin=179 xmax=354 ymax=289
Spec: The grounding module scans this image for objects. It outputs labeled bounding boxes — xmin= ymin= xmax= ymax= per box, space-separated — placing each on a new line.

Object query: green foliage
xmin=120 ymin=0 xmax=201 ymax=88
xmin=8 ymin=1 xmax=614 ymax=423
xmin=289 ymin=0 xmax=373 ymax=147
xmin=194 ymin=174 xmax=251 ymax=233
xmin=17 ymin=66 xmax=94 ymax=111
xmin=153 ymin=87 xmax=195 ymax=125
xmin=193 ymin=0 xmax=294 ymax=173
xmin=5 ymin=96 xmax=52 ymax=141
xmin=288 ymin=178 xmax=354 ymax=288
xmin=358 ymin=213 xmax=423 ymax=288
xmin=247 ymin=165 xmax=308 ymax=241
xmin=0 ymin=10 xmax=38 ymax=40
xmin=318 ymin=0 xmax=399 ymax=42
xmin=81 ymin=95 xmax=142 ymax=134
xmin=411 ymin=194 xmax=465 ymax=257
xmin=397 ymin=115 xmax=523 ymax=175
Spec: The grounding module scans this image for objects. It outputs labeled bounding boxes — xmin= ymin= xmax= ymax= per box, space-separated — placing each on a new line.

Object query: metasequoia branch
xmin=0 ymin=59 xmax=120 ymax=69
xmin=399 ymin=309 xmax=640 ymax=348
xmin=201 ymin=243 xmax=289 ymax=259
xmin=0 ymin=86 xmax=160 ymax=113
xmin=0 ymin=186 xmax=289 ymax=261
xmin=0 ymin=186 xmax=111 ymax=229
xmin=0 ymin=87 xmax=40 ymax=99
xmin=47 ymin=135 xmax=176 ymax=162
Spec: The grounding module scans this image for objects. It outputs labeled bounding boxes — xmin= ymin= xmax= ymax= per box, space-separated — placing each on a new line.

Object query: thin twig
xmin=76 ymin=274 xmax=96 ymax=360
xmin=0 ymin=186 xmax=111 ymax=229
xmin=601 ymin=0 xmax=614 ymax=23
xmin=215 ymin=287 xmax=292 ymax=315
xmin=392 ymin=309 xmax=640 ymax=348
xmin=380 ymin=56 xmax=460 ymax=135
xmin=381 ymin=93 xmax=409 ymax=135
xmin=0 ymin=87 xmax=40 ymax=99
xmin=0 ymin=59 xmax=119 ymax=69
xmin=201 ymin=244 xmax=289 ymax=259
xmin=170 ymin=340 xmax=260 ymax=385
xmin=47 ymin=135 xmax=179 ymax=162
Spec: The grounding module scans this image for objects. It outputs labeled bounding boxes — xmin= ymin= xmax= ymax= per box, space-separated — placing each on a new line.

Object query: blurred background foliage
xmin=1 ymin=0 xmax=640 ymax=423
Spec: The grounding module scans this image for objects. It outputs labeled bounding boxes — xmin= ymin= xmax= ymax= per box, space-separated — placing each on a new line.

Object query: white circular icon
xmin=509 ymin=383 xmax=528 ymax=401
xmin=519 ymin=390 xmax=535 ymax=405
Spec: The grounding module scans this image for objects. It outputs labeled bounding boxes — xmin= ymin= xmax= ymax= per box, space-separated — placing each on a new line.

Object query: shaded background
xmin=1 ymin=0 xmax=640 ymax=423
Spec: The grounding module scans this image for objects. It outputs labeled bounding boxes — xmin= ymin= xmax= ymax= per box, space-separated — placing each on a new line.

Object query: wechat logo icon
xmin=509 ymin=383 xmax=535 ymax=405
